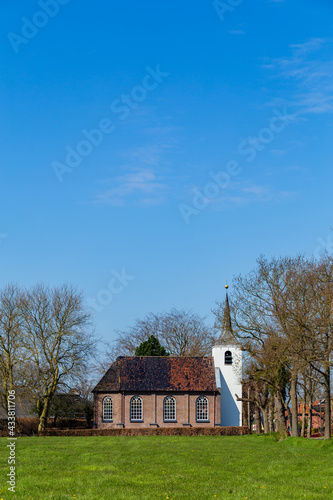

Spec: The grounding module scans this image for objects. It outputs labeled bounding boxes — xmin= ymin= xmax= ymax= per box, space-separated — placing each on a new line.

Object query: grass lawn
xmin=0 ymin=434 xmax=332 ymax=500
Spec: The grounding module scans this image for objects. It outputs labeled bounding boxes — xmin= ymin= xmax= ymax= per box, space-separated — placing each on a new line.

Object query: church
xmin=93 ymin=293 xmax=242 ymax=429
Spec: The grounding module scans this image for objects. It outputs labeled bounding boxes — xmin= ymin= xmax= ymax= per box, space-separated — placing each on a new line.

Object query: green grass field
xmin=0 ymin=434 xmax=332 ymax=500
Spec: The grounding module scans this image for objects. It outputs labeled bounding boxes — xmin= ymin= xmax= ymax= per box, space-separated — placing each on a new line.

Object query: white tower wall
xmin=212 ymin=345 xmax=242 ymax=427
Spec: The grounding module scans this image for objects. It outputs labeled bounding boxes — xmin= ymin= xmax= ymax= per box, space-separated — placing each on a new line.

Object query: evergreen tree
xmin=135 ymin=335 xmax=169 ymax=356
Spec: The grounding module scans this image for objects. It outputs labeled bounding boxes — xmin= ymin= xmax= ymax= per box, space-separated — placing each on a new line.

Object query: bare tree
xmin=114 ymin=308 xmax=216 ymax=357
xmin=280 ymin=256 xmax=333 ymax=438
xmin=19 ymin=283 xmax=96 ymax=432
xmin=303 ymin=256 xmax=333 ymax=439
xmin=215 ymin=254 xmax=333 ymax=439
xmin=0 ymin=284 xmax=25 ymax=412
xmin=214 ymin=256 xmax=301 ymax=435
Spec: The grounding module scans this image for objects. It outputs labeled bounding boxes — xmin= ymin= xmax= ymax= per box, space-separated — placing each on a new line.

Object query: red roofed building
xmin=93 ymin=293 xmax=243 ymax=429
xmin=93 ymin=356 xmax=220 ymax=428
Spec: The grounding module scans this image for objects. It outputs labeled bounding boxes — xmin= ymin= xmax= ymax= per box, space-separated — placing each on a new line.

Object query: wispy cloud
xmin=95 ymin=139 xmax=175 ymax=206
xmin=96 ymin=169 xmax=167 ymax=206
xmin=120 ymin=144 xmax=170 ymax=167
xmin=95 ymin=119 xmax=181 ymax=207
xmin=224 ymin=183 xmax=298 ymax=205
xmin=229 ymin=23 xmax=245 ymax=36
xmin=229 ymin=29 xmax=245 ymax=35
xmin=219 ymin=188 xmax=297 ymax=207
xmin=269 ymin=148 xmax=287 ymax=156
xmin=181 ymin=180 xmax=298 ymax=211
xmin=267 ymin=38 xmax=333 ymax=115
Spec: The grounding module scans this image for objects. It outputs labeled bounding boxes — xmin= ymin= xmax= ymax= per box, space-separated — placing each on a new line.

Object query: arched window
xmin=164 ymin=396 xmax=176 ymax=421
xmin=103 ymin=397 xmax=113 ymax=421
xmin=196 ymin=396 xmax=209 ymax=422
xmin=225 ymin=350 xmax=233 ymax=365
xmin=130 ymin=396 xmax=143 ymax=421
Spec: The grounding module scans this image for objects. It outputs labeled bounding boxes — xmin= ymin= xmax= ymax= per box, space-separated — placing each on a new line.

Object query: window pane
xmin=196 ymin=396 xmax=209 ymax=421
xmin=164 ymin=396 xmax=176 ymax=421
xmin=103 ymin=397 xmax=113 ymax=420
xmin=225 ymin=351 xmax=233 ymax=365
xmin=130 ymin=396 xmax=143 ymax=421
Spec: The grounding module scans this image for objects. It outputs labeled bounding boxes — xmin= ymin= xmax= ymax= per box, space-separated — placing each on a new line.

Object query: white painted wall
xmin=212 ymin=345 xmax=242 ymax=426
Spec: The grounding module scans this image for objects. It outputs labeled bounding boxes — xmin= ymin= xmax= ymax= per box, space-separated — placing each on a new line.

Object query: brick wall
xmin=94 ymin=391 xmax=223 ymax=429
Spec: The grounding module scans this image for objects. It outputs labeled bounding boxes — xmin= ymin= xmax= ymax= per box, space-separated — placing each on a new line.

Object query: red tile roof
xmin=93 ymin=356 xmax=217 ymax=393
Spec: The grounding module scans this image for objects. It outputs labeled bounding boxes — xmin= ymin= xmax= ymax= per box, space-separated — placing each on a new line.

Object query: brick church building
xmin=93 ymin=293 xmax=242 ymax=429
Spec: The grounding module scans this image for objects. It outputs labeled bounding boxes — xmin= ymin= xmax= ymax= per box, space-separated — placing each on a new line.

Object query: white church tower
xmin=212 ymin=287 xmax=242 ymax=426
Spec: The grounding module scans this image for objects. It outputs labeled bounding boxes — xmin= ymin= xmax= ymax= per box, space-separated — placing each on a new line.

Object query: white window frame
xmin=163 ymin=396 xmax=176 ymax=422
xmin=130 ymin=396 xmax=143 ymax=421
xmin=196 ymin=396 xmax=209 ymax=422
xmin=103 ymin=396 xmax=113 ymax=421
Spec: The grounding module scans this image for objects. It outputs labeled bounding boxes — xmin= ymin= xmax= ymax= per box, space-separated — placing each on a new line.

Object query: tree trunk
xmin=255 ymin=406 xmax=261 ymax=434
xmin=1 ymin=358 xmax=14 ymax=414
xmin=306 ymin=396 xmax=312 ymax=438
xmin=38 ymin=395 xmax=51 ymax=432
xmin=248 ymin=402 xmax=252 ymax=434
xmin=268 ymin=398 xmax=274 ymax=433
xmin=287 ymin=406 xmax=292 ymax=435
xmin=274 ymin=393 xmax=287 ymax=434
xmin=247 ymin=387 xmax=251 ymax=433
xmin=323 ymin=368 xmax=331 ymax=440
xmin=301 ymin=397 xmax=306 ymax=437
xmin=38 ymin=378 xmax=57 ymax=432
xmin=262 ymin=407 xmax=269 ymax=434
xmin=290 ymin=371 xmax=298 ymax=437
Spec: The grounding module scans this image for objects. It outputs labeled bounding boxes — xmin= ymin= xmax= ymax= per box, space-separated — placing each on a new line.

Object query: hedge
xmin=0 ymin=417 xmax=89 ymax=436
xmin=39 ymin=426 xmax=249 ymax=437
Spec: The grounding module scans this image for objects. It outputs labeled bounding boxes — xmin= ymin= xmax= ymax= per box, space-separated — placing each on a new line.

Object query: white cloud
xmin=268 ymin=38 xmax=333 ymax=115
xmin=290 ymin=38 xmax=326 ymax=56
xmin=221 ymin=186 xmax=297 ymax=206
xmin=242 ymin=185 xmax=269 ymax=196
xmin=229 ymin=23 xmax=245 ymax=35
xmin=270 ymin=148 xmax=287 ymax=156
xmin=229 ymin=29 xmax=245 ymax=35
xmin=96 ymin=169 xmax=167 ymax=206
xmin=185 ymin=180 xmax=299 ymax=211
xmin=95 ymin=125 xmax=179 ymax=206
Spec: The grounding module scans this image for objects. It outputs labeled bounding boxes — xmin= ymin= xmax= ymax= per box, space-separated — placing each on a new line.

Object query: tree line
xmin=215 ymin=254 xmax=333 ymax=439
xmin=2 ymin=253 xmax=332 ymax=437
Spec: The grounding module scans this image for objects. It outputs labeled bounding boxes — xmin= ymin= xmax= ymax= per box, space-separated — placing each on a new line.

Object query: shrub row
xmin=0 ymin=418 xmax=39 ymax=436
xmin=39 ymin=426 xmax=249 ymax=437
xmin=0 ymin=418 xmax=89 ymax=436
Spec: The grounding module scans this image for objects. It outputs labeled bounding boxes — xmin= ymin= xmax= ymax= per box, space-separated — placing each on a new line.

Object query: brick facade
xmin=93 ymin=356 xmax=226 ymax=429
xmin=94 ymin=391 xmax=221 ymax=429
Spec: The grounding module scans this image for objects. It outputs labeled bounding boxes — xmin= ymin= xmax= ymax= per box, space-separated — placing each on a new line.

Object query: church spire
xmin=216 ymin=285 xmax=239 ymax=345
xmin=221 ymin=291 xmax=233 ymax=336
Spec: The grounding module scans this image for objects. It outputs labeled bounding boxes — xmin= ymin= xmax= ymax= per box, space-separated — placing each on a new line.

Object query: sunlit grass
xmin=0 ymin=434 xmax=332 ymax=499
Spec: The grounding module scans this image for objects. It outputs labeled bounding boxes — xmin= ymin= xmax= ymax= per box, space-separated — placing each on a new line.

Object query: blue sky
xmin=1 ymin=0 xmax=333 ymax=345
